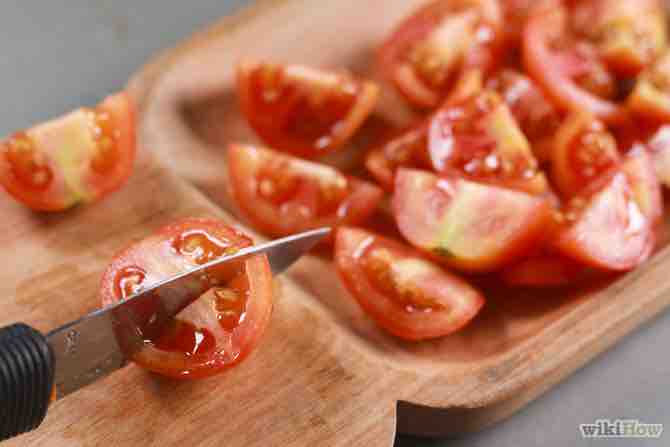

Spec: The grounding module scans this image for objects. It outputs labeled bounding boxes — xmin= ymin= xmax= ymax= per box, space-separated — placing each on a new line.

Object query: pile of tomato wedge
xmin=227 ymin=0 xmax=670 ymax=342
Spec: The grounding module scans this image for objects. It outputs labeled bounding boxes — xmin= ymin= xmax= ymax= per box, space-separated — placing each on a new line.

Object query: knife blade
xmin=46 ymin=227 xmax=329 ymax=399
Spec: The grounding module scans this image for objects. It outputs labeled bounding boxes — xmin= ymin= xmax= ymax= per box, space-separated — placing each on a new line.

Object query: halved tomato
xmin=571 ymin=0 xmax=666 ymax=76
xmin=646 ymin=125 xmax=670 ymax=187
xmin=227 ymin=144 xmax=384 ymax=238
xmin=237 ymin=61 xmax=379 ymax=159
xmin=0 ymin=92 xmax=136 ymax=211
xmin=550 ymin=113 xmax=621 ymax=198
xmin=428 ymin=90 xmax=548 ymax=194
xmin=500 ymin=251 xmax=585 ymax=287
xmin=99 ymin=218 xmax=273 ymax=379
xmin=552 ymin=171 xmax=654 ymax=271
xmin=486 ymin=69 xmax=563 ymax=162
xmin=335 ymin=227 xmax=484 ymax=340
xmin=522 ymin=5 xmax=627 ymax=123
xmin=628 ymin=51 xmax=670 ymax=123
xmin=378 ymin=0 xmax=504 ymax=109
xmin=393 ymin=168 xmax=552 ymax=272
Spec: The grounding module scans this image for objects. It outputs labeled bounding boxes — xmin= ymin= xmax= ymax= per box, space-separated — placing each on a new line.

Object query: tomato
xmin=571 ymin=0 xmax=666 ymax=76
xmin=550 ymin=113 xmax=621 ymax=198
xmin=365 ymin=123 xmax=430 ymax=191
xmin=522 ymin=6 xmax=627 ymax=124
xmin=227 ymin=143 xmax=384 ymax=238
xmin=378 ymin=0 xmax=504 ymax=109
xmin=393 ymin=168 xmax=552 ymax=272
xmin=552 ymin=170 xmax=654 ymax=271
xmin=0 ymin=92 xmax=135 ymax=211
xmin=486 ymin=69 xmax=563 ymax=162
xmin=621 ymin=145 xmax=663 ymax=225
xmin=500 ymin=252 xmax=585 ymax=287
xmin=428 ymin=90 xmax=548 ymax=194
xmin=335 ymin=227 xmax=484 ymax=340
xmin=628 ymin=51 xmax=670 ymax=123
xmin=646 ymin=125 xmax=670 ymax=187
xmin=100 ymin=218 xmax=274 ymax=379
xmin=237 ymin=61 xmax=379 ymax=159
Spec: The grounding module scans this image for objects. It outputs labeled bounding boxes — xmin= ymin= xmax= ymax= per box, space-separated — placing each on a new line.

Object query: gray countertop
xmin=1 ymin=1 xmax=667 ymax=446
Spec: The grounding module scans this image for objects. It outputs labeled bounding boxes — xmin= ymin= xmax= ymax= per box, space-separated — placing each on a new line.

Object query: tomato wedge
xmin=628 ymin=51 xmax=670 ymax=123
xmin=550 ymin=113 xmax=621 ymax=198
xmin=500 ymin=252 xmax=585 ymax=287
xmin=428 ymin=90 xmax=548 ymax=194
xmin=335 ymin=227 xmax=484 ymax=340
xmin=237 ymin=61 xmax=379 ymax=159
xmin=393 ymin=168 xmax=552 ymax=272
xmin=552 ymin=170 xmax=654 ymax=271
xmin=99 ymin=218 xmax=273 ymax=379
xmin=571 ymin=0 xmax=666 ymax=76
xmin=0 ymin=92 xmax=135 ymax=211
xmin=378 ymin=0 xmax=503 ymax=109
xmin=522 ymin=6 xmax=627 ymax=124
xmin=621 ymin=145 xmax=663 ymax=225
xmin=486 ymin=69 xmax=563 ymax=162
xmin=227 ymin=143 xmax=384 ymax=238
xmin=646 ymin=125 xmax=670 ymax=187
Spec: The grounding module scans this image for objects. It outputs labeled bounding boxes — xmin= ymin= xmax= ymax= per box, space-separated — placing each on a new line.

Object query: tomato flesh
xmin=237 ymin=61 xmax=379 ymax=158
xmin=428 ymin=90 xmax=547 ymax=194
xmin=621 ymin=145 xmax=663 ymax=225
xmin=646 ymin=125 xmax=670 ymax=187
xmin=393 ymin=168 xmax=552 ymax=272
xmin=100 ymin=218 xmax=273 ymax=379
xmin=0 ymin=92 xmax=136 ymax=211
xmin=227 ymin=144 xmax=383 ymax=238
xmin=335 ymin=227 xmax=484 ymax=340
xmin=550 ymin=113 xmax=621 ymax=198
xmin=628 ymin=51 xmax=670 ymax=123
xmin=378 ymin=0 xmax=503 ymax=109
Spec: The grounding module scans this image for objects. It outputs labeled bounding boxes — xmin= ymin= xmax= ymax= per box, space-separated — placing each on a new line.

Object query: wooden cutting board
xmin=4 ymin=0 xmax=670 ymax=445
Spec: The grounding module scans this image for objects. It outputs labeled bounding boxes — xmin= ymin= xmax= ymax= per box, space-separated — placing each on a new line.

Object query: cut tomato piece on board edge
xmin=500 ymin=252 xmax=588 ymax=287
xmin=100 ymin=218 xmax=274 ymax=380
xmin=0 ymin=92 xmax=136 ymax=211
xmin=226 ymin=143 xmax=384 ymax=239
xmin=393 ymin=168 xmax=552 ymax=273
xmin=335 ymin=227 xmax=484 ymax=340
xmin=237 ymin=61 xmax=379 ymax=159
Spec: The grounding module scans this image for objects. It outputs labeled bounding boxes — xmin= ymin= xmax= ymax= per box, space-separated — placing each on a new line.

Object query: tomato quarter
xmin=100 ymin=218 xmax=274 ymax=379
xmin=335 ymin=227 xmax=484 ymax=340
xmin=628 ymin=51 xmax=670 ymax=123
xmin=0 ymin=92 xmax=136 ymax=211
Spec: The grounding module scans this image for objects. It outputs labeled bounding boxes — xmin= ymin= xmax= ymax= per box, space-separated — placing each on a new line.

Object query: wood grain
xmin=4 ymin=0 xmax=670 ymax=445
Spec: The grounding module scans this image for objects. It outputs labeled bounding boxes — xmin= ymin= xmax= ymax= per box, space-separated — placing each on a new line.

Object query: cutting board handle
xmin=0 ymin=324 xmax=54 ymax=442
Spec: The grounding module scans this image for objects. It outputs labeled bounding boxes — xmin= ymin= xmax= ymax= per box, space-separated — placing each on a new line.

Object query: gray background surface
xmin=0 ymin=1 xmax=668 ymax=446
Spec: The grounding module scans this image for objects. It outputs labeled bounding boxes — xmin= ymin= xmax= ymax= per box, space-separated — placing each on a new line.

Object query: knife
xmin=0 ymin=227 xmax=329 ymax=442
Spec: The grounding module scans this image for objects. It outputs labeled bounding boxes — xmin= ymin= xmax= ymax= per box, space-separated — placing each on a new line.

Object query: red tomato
xmin=500 ymin=252 xmax=585 ymax=287
xmin=428 ymin=90 xmax=548 ymax=194
xmin=552 ymin=171 xmax=654 ymax=271
xmin=486 ymin=69 xmax=563 ymax=162
xmin=100 ymin=218 xmax=274 ymax=379
xmin=393 ymin=168 xmax=552 ymax=272
xmin=226 ymin=144 xmax=384 ymax=238
xmin=522 ymin=6 xmax=627 ymax=124
xmin=550 ymin=113 xmax=621 ymax=198
xmin=237 ymin=61 xmax=379 ymax=159
xmin=628 ymin=51 xmax=670 ymax=123
xmin=571 ymin=0 xmax=666 ymax=76
xmin=378 ymin=0 xmax=504 ymax=109
xmin=335 ymin=227 xmax=484 ymax=340
xmin=0 ymin=92 xmax=136 ymax=211
xmin=646 ymin=125 xmax=670 ymax=187
xmin=621 ymin=145 xmax=663 ymax=225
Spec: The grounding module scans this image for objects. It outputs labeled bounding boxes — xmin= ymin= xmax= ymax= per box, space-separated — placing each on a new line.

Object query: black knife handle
xmin=0 ymin=324 xmax=55 ymax=442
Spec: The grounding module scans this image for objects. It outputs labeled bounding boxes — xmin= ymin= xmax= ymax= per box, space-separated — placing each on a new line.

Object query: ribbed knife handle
xmin=0 ymin=324 xmax=55 ymax=442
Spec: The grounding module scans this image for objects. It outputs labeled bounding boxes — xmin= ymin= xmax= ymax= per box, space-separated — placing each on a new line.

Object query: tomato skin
xmin=500 ymin=252 xmax=585 ymax=287
xmin=227 ymin=144 xmax=384 ymax=239
xmin=393 ymin=168 xmax=552 ymax=273
xmin=550 ymin=113 xmax=621 ymax=198
xmin=552 ymin=172 xmax=654 ymax=271
xmin=237 ymin=61 xmax=379 ymax=159
xmin=522 ymin=7 xmax=628 ymax=124
xmin=100 ymin=218 xmax=273 ymax=380
xmin=378 ymin=0 xmax=504 ymax=109
xmin=0 ymin=92 xmax=136 ymax=211
xmin=627 ymin=51 xmax=670 ymax=123
xmin=335 ymin=227 xmax=484 ymax=340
